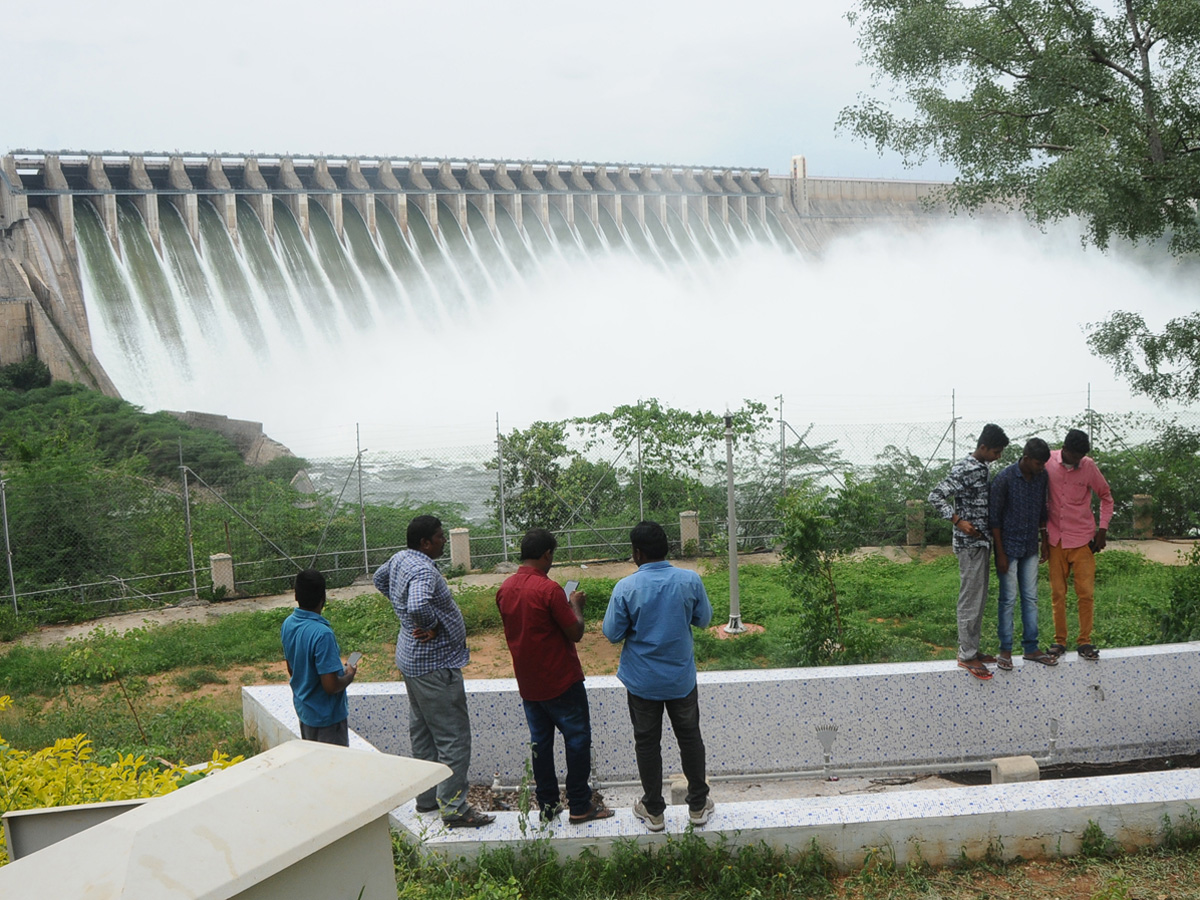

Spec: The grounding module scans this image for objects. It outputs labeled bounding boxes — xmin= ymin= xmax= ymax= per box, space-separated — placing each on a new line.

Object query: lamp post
xmin=724 ymin=414 xmax=745 ymax=634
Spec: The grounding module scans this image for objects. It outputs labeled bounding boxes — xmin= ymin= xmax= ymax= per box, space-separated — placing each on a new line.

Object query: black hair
xmin=520 ymin=528 xmax=558 ymax=561
xmin=294 ymin=568 xmax=326 ymax=611
xmin=1023 ymin=437 xmax=1051 ymax=462
xmin=406 ymin=515 xmax=443 ymax=549
xmin=978 ymin=423 xmax=1010 ymax=450
xmin=1063 ymin=428 xmax=1091 ymax=455
xmin=630 ymin=520 xmax=669 ymax=560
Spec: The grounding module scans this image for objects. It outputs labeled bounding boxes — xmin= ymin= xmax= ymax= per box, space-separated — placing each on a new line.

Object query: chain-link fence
xmin=3 ymin=405 xmax=1197 ymax=625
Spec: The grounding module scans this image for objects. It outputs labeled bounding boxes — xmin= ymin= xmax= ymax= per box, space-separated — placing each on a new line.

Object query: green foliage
xmin=777 ymin=477 xmax=881 ymax=664
xmin=0 ymin=357 xmax=52 ymax=392
xmin=490 ymin=399 xmax=771 ymax=543
xmin=0 ymin=693 xmax=242 ymax=866
xmin=1081 ymin=820 xmax=1120 ymax=859
xmin=1161 ymin=543 xmax=1200 ymax=641
xmin=840 ymin=0 xmax=1200 ymax=257
xmin=1089 ymin=311 xmax=1200 ymax=404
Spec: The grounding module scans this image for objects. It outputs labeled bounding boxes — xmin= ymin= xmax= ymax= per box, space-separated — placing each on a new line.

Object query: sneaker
xmin=688 ymin=797 xmax=715 ymax=826
xmin=442 ymin=805 xmax=495 ymax=829
xmin=633 ymin=800 xmax=665 ymax=832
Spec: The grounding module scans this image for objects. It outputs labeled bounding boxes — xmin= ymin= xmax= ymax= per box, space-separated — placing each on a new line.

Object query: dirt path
xmin=14 ymin=540 xmax=1193 ymax=651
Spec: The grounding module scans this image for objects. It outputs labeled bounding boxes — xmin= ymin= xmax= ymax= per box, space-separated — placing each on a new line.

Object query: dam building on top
xmin=0 ymin=151 xmax=955 ymax=399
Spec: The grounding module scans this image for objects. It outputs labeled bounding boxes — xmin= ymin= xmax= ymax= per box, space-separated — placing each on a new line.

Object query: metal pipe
xmin=724 ymin=414 xmax=744 ymax=633
xmin=179 ymin=441 xmax=198 ymax=599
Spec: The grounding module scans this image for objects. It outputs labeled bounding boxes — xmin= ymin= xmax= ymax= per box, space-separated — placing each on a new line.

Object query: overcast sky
xmin=6 ymin=0 xmax=950 ymax=180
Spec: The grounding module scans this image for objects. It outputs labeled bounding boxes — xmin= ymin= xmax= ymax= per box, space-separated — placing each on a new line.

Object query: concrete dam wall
xmin=0 ymin=151 xmax=965 ymax=399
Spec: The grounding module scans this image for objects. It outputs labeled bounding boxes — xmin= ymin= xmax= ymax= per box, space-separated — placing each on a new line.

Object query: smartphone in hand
xmin=564 ymin=580 xmax=579 ymax=599
xmin=347 ymin=651 xmax=363 ymax=667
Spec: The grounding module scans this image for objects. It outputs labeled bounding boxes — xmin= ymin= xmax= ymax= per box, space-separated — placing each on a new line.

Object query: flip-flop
xmin=1047 ymin=644 xmax=1066 ymax=657
xmin=1024 ymin=650 xmax=1059 ymax=666
xmin=1077 ymin=644 xmax=1100 ymax=661
xmin=569 ymin=802 xmax=614 ymax=824
xmin=996 ymin=653 xmax=1013 ymax=671
xmin=957 ymin=658 xmax=993 ymax=680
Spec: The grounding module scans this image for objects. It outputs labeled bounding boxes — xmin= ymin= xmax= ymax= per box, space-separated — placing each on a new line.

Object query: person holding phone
xmin=280 ymin=568 xmax=357 ymax=746
xmin=496 ymin=529 xmax=612 ymax=824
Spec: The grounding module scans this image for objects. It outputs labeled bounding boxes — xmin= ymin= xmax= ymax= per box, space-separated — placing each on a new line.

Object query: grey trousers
xmin=956 ymin=545 xmax=990 ymax=660
xmin=405 ymin=667 xmax=472 ymax=817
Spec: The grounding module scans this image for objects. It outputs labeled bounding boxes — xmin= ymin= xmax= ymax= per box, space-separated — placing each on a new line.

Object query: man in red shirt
xmin=496 ymin=529 xmax=612 ymax=824
xmin=1044 ymin=429 xmax=1114 ymax=661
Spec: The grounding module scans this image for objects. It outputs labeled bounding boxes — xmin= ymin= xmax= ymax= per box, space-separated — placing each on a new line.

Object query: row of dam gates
xmin=0 ymin=152 xmax=962 ymax=399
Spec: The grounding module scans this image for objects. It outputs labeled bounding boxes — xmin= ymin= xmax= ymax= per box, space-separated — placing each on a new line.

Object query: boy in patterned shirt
xmin=928 ymin=423 xmax=1010 ymax=680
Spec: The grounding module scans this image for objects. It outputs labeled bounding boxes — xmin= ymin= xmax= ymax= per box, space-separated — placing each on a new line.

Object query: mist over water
xmin=78 ymin=206 xmax=1195 ymax=460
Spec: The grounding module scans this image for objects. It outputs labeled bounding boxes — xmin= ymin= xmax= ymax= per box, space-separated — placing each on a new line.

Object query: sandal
xmin=975 ymin=653 xmax=997 ymax=664
xmin=957 ymin=657 xmax=993 ymax=680
xmin=996 ymin=652 xmax=1013 ymax=671
xmin=569 ymin=801 xmax=614 ymax=824
xmin=1077 ymin=643 xmax=1100 ymax=661
xmin=443 ymin=806 xmax=496 ymax=829
xmin=1047 ymin=644 xmax=1066 ymax=658
xmin=1024 ymin=649 xmax=1059 ymax=666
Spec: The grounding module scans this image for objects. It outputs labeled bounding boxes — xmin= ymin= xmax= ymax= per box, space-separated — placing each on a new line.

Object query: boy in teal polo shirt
xmin=281 ymin=568 xmax=358 ymax=746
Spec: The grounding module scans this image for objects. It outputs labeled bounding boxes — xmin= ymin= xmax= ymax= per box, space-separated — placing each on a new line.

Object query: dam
xmin=0 ymin=151 xmax=960 ymax=404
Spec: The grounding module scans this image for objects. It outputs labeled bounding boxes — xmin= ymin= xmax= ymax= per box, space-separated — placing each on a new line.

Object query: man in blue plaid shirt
xmin=374 ymin=515 xmax=494 ymax=828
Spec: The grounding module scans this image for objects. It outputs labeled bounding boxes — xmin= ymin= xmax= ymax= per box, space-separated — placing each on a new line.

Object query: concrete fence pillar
xmin=210 ymin=553 xmax=235 ymax=598
xmin=679 ymin=511 xmax=700 ymax=555
xmin=449 ymin=528 xmax=471 ymax=572
xmin=906 ymin=500 xmax=925 ymax=546
xmin=1132 ymin=494 xmax=1154 ymax=539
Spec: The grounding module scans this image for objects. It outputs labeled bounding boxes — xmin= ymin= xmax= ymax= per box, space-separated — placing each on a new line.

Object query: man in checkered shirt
xmin=374 ymin=515 xmax=494 ymax=828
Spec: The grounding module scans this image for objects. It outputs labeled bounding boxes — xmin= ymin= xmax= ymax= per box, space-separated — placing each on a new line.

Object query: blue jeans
xmin=522 ymin=680 xmax=594 ymax=816
xmin=997 ymin=552 xmax=1040 ymax=655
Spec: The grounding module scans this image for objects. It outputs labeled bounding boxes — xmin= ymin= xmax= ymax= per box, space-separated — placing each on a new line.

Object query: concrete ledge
xmin=395 ymin=769 xmax=1200 ymax=868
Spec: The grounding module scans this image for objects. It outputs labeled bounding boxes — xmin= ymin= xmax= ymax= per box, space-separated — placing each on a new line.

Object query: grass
xmin=0 ymin=552 xmax=1194 ymax=892
xmin=385 ymin=823 xmax=1200 ymax=900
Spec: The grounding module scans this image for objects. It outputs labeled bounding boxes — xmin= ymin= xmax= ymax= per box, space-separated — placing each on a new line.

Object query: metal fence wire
xmin=2 ymin=406 xmax=1197 ymax=624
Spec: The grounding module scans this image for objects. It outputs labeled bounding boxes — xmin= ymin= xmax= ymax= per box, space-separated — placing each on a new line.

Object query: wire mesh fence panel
xmin=2 ymin=406 xmax=1197 ymax=626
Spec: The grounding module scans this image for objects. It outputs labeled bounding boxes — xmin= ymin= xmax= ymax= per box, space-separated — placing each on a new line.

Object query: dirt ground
xmin=17 ymin=540 xmax=1195 ymax=658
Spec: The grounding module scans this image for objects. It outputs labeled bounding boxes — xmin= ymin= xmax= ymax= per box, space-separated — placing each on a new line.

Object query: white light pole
xmin=724 ymin=414 xmax=745 ymax=634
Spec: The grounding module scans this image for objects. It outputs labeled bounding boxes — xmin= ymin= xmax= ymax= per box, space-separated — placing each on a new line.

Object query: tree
xmin=1087 ymin=310 xmax=1200 ymax=402
xmin=840 ymin=0 xmax=1200 ymax=255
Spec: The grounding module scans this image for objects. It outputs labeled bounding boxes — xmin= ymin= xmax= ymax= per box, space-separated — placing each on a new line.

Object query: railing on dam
xmin=0 ymin=151 xmax=798 ymax=257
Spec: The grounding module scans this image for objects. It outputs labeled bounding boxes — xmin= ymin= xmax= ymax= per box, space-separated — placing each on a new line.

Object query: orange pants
xmin=1047 ymin=542 xmax=1096 ymax=646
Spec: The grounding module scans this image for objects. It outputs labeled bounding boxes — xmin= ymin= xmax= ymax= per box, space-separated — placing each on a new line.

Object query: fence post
xmin=496 ymin=414 xmax=509 ymax=563
xmin=449 ymin=528 xmax=471 ymax=572
xmin=1 ymin=477 xmax=17 ymax=616
xmin=357 ymin=425 xmax=369 ymax=575
xmin=679 ymin=511 xmax=700 ymax=556
xmin=1132 ymin=494 xmax=1153 ymax=539
xmin=210 ymin=553 xmax=236 ymax=598
xmin=179 ymin=444 xmax=198 ymax=600
xmin=906 ymin=500 xmax=925 ymax=547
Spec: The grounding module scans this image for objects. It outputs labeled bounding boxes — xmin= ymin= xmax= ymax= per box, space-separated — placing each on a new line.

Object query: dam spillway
xmin=0 ymin=151 xmax=959 ymax=416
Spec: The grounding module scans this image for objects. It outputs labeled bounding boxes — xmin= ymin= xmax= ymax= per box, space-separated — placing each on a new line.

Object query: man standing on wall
xmin=374 ymin=515 xmax=494 ymax=828
xmin=928 ymin=423 xmax=1010 ymax=681
xmin=1044 ymin=429 xmax=1113 ymax=661
xmin=603 ymin=520 xmax=714 ymax=832
xmin=989 ymin=438 xmax=1058 ymax=670
xmin=496 ymin=528 xmax=612 ymax=824
xmin=281 ymin=568 xmax=357 ymax=746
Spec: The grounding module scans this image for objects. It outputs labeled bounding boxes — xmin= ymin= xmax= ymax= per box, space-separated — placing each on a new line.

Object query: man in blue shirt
xmin=280 ymin=568 xmax=357 ymax=746
xmin=989 ymin=437 xmax=1059 ymax=669
xmin=374 ymin=515 xmax=494 ymax=828
xmin=603 ymin=520 xmax=714 ymax=832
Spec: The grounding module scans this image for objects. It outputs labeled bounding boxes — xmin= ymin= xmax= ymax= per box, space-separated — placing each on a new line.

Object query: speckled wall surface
xmin=244 ymin=642 xmax=1200 ymax=785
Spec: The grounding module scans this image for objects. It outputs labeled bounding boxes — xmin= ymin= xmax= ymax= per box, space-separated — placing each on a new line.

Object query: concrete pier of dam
xmin=0 ymin=150 xmax=971 ymax=392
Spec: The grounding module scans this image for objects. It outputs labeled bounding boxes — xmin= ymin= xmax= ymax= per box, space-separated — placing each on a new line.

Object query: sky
xmin=6 ymin=0 xmax=952 ymax=181
xmin=8 ymin=0 xmax=1196 ymax=459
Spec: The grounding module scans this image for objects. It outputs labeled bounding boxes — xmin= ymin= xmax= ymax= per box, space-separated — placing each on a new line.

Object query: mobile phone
xmin=564 ymin=580 xmax=579 ymax=599
xmin=347 ymin=651 xmax=363 ymax=667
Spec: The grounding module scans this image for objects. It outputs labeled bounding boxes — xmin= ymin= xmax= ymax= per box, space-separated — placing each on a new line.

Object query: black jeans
xmin=626 ymin=686 xmax=709 ymax=816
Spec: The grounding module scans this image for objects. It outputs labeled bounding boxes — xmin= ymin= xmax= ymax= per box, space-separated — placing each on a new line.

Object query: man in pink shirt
xmin=1043 ymin=429 xmax=1113 ymax=661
